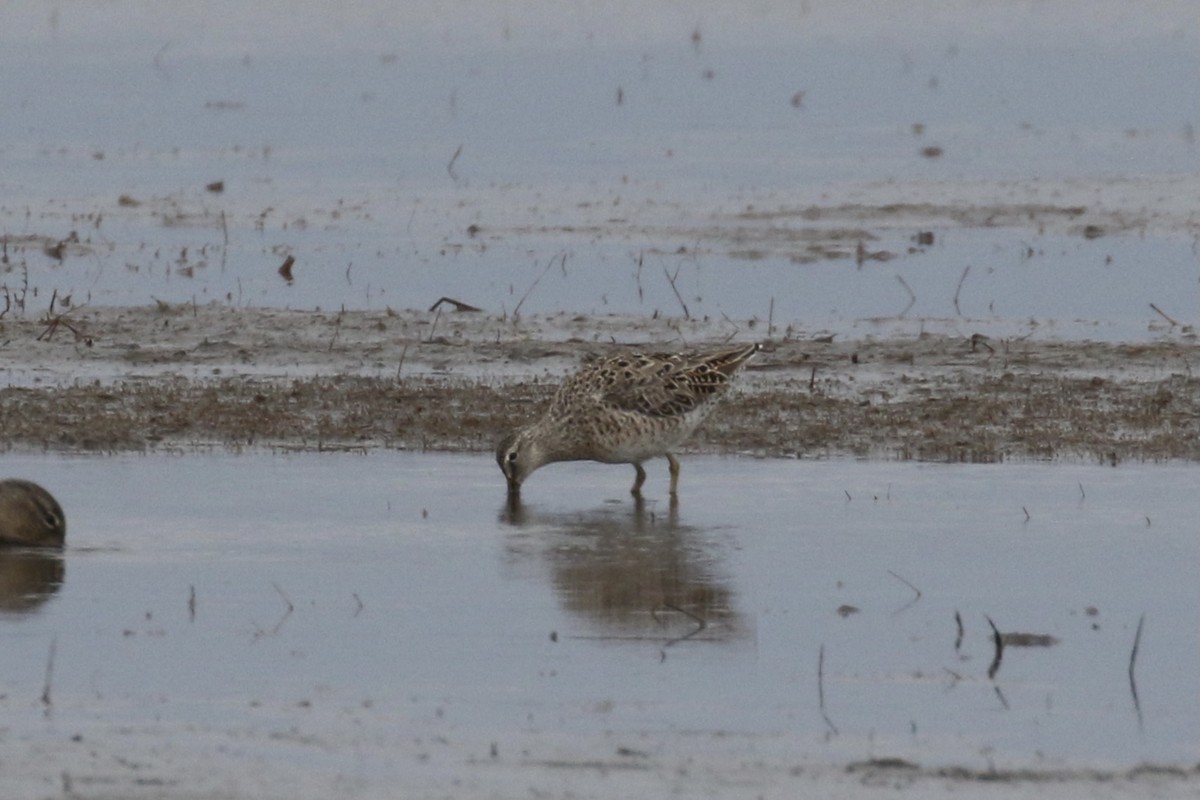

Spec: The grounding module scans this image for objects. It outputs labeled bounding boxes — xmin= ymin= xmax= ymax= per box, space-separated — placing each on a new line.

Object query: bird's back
xmin=545 ymin=343 xmax=758 ymax=461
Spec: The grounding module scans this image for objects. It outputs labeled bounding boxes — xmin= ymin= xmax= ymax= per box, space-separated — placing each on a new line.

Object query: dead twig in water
xmin=985 ymin=615 xmax=1004 ymax=680
xmin=895 ymin=274 xmax=916 ymax=317
xmin=446 ymin=144 xmax=463 ymax=182
xmin=37 ymin=300 xmax=93 ymax=346
xmin=657 ymin=603 xmax=707 ymax=654
xmin=1129 ymin=613 xmax=1145 ymax=730
xmin=220 ymin=210 xmax=229 ymax=272
xmin=188 ymin=585 xmax=197 ymax=622
xmin=278 ymin=255 xmax=295 ymax=284
xmin=818 ymin=644 xmax=839 ymax=736
xmin=253 ymin=582 xmax=296 ymax=639
xmin=633 ymin=251 xmax=645 ymax=302
xmin=271 ymin=581 xmax=295 ymax=614
xmin=426 ymin=306 xmax=443 ymax=342
xmin=396 ymin=343 xmax=409 ymax=381
xmin=428 ymin=296 xmax=482 ymax=313
xmin=887 ymin=569 xmax=922 ymax=614
xmin=662 ymin=262 xmax=690 ymax=319
xmin=953 ymin=265 xmax=970 ymax=316
xmin=328 ymin=310 xmax=344 ymax=352
xmin=954 ymin=610 xmax=964 ymax=652
xmin=41 ymin=635 xmax=57 ymax=711
xmin=1149 ymin=303 xmax=1179 ymax=327
xmin=512 ymin=253 xmax=562 ymax=320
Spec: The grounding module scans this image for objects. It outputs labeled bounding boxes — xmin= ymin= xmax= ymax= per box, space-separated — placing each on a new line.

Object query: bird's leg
xmin=667 ymin=453 xmax=681 ymax=496
xmin=631 ymin=463 xmax=647 ymax=496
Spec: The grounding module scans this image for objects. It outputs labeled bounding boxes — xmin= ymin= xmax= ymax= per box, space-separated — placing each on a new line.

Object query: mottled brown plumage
xmin=0 ymin=479 xmax=66 ymax=548
xmin=497 ymin=343 xmax=759 ymax=497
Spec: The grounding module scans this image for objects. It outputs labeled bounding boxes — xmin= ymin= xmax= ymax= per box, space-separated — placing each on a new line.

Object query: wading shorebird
xmin=496 ymin=342 xmax=759 ymax=498
xmin=0 ymin=479 xmax=67 ymax=548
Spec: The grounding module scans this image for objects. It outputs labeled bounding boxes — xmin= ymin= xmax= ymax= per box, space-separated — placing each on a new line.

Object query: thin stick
xmin=271 ymin=581 xmax=295 ymax=614
xmin=328 ymin=311 xmax=343 ymax=352
xmin=1129 ymin=613 xmax=1145 ymax=729
xmin=954 ymin=610 xmax=964 ymax=652
xmin=446 ymin=144 xmax=463 ymax=182
xmin=633 ymin=251 xmax=645 ymax=302
xmin=659 ymin=603 xmax=707 ymax=649
xmin=513 ymin=254 xmax=558 ymax=319
xmin=220 ymin=210 xmax=229 ymax=273
xmin=818 ymin=644 xmax=839 ymax=736
xmin=767 ymin=296 xmax=775 ymax=337
xmin=888 ymin=570 xmax=922 ymax=601
xmin=188 ymin=585 xmax=197 ymax=622
xmin=41 ymin=636 xmax=57 ymax=709
xmin=1149 ymin=303 xmax=1179 ymax=327
xmin=662 ymin=263 xmax=690 ymax=319
xmin=396 ymin=343 xmax=409 ymax=381
xmin=428 ymin=296 xmax=482 ymax=313
xmin=953 ymin=265 xmax=970 ymax=316
xmin=985 ymin=615 xmax=1004 ymax=680
xmin=895 ymin=274 xmax=916 ymax=317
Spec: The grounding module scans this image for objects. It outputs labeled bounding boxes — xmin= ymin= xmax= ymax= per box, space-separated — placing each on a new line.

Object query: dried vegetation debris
xmin=1 ymin=305 xmax=1198 ymax=461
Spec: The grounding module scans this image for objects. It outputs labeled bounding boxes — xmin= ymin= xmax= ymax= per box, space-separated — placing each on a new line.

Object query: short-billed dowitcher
xmin=496 ymin=342 xmax=759 ymax=497
xmin=0 ymin=479 xmax=66 ymax=547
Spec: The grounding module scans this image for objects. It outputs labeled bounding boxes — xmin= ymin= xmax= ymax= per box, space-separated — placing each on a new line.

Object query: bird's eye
xmin=506 ymin=451 xmax=518 ymax=463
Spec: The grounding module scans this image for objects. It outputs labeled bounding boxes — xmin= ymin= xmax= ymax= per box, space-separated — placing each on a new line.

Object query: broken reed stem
xmin=818 ymin=644 xmax=838 ymax=736
xmin=426 ymin=307 xmax=443 ymax=342
xmin=895 ymin=274 xmax=916 ymax=317
xmin=663 ymin=263 xmax=690 ymax=319
xmin=887 ymin=570 xmax=922 ymax=601
xmin=633 ymin=251 xmax=645 ymax=303
xmin=954 ymin=610 xmax=964 ymax=652
xmin=985 ymin=615 xmax=1004 ymax=680
xmin=41 ymin=635 xmax=57 ymax=709
xmin=396 ymin=343 xmax=409 ymax=381
xmin=328 ymin=311 xmax=343 ymax=352
xmin=953 ymin=265 xmax=970 ymax=316
xmin=1129 ymin=613 xmax=1145 ymax=729
xmin=513 ymin=254 xmax=560 ymax=319
xmin=271 ymin=581 xmax=295 ymax=613
xmin=446 ymin=144 xmax=463 ymax=181
xmin=1149 ymin=303 xmax=1178 ymax=327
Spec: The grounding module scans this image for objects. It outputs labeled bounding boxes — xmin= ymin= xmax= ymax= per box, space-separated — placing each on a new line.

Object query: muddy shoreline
xmin=2 ymin=303 xmax=1197 ymax=464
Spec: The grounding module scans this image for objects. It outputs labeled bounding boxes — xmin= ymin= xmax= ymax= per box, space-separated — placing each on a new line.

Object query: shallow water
xmin=1 ymin=2 xmax=1197 ymax=340
xmin=0 ymin=451 xmax=1195 ymax=794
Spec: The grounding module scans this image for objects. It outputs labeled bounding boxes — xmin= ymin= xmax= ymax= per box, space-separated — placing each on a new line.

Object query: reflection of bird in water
xmin=496 ymin=343 xmax=759 ymax=498
xmin=0 ymin=550 xmax=64 ymax=613
xmin=500 ymin=498 xmax=740 ymax=645
xmin=0 ymin=479 xmax=66 ymax=548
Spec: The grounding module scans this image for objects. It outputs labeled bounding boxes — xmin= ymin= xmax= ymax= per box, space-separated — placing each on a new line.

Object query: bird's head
xmin=495 ymin=427 xmax=547 ymax=494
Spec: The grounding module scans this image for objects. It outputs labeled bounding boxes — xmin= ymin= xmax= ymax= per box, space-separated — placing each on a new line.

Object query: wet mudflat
xmin=0 ymin=451 xmax=1195 ymax=798
xmin=0 ymin=1 xmax=1198 ymax=796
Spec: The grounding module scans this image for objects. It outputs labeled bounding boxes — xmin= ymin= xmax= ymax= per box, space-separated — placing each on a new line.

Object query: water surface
xmin=0 ymin=451 xmax=1194 ymax=796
